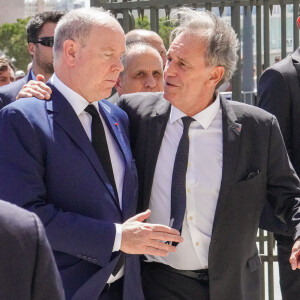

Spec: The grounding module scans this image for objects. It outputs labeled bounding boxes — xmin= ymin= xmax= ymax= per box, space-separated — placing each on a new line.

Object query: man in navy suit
xmin=0 ymin=11 xmax=65 ymax=110
xmin=0 ymin=8 xmax=182 ymax=300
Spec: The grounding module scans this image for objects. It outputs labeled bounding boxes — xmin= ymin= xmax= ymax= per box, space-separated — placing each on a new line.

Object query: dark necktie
xmin=84 ymin=104 xmax=118 ymax=200
xmin=170 ymin=116 xmax=195 ymax=243
xmin=85 ymin=104 xmax=124 ymax=276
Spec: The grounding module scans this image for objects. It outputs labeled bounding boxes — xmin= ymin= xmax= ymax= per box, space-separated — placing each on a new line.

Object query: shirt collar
xmin=170 ymin=93 xmax=221 ymax=129
xmin=50 ymin=73 xmax=99 ymax=116
xmin=30 ymin=69 xmax=37 ymax=81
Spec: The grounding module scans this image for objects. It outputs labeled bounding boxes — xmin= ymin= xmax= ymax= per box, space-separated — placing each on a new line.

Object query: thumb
xmin=132 ymin=209 xmax=151 ymax=222
xmin=36 ymin=74 xmax=45 ymax=82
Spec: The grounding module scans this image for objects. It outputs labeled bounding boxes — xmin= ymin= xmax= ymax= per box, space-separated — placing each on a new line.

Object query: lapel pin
xmin=115 ymin=123 xmax=118 ymax=127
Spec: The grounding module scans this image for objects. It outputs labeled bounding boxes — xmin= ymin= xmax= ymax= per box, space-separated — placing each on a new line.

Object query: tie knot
xmin=181 ymin=116 xmax=195 ymax=129
xmin=85 ymin=104 xmax=98 ymax=117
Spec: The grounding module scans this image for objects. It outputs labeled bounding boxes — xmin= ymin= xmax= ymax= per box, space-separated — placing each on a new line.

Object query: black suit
xmin=0 ymin=72 xmax=32 ymax=110
xmin=0 ymin=200 xmax=64 ymax=300
xmin=258 ymin=48 xmax=300 ymax=299
xmin=118 ymin=92 xmax=300 ymax=300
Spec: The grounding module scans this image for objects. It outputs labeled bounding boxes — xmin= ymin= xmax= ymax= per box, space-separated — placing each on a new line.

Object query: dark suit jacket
xmin=0 ymin=84 xmax=143 ymax=300
xmin=258 ymin=48 xmax=300 ymax=235
xmin=118 ymin=92 xmax=300 ymax=300
xmin=0 ymin=72 xmax=32 ymax=110
xmin=0 ymin=200 xmax=64 ymax=300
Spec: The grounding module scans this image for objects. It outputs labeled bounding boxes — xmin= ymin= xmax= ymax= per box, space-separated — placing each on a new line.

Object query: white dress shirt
xmin=51 ymin=74 xmax=124 ymax=282
xmin=146 ymin=94 xmax=223 ymax=270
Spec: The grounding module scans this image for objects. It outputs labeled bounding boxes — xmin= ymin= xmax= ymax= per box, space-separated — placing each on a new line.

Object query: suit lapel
xmin=46 ymin=84 xmax=119 ymax=206
xmin=143 ymin=99 xmax=171 ymax=210
xmin=98 ymin=101 xmax=129 ymax=163
xmin=292 ymin=49 xmax=300 ymax=87
xmin=212 ymin=96 xmax=242 ymax=234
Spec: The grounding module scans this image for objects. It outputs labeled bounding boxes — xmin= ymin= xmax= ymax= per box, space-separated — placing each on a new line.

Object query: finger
xmin=290 ymin=252 xmax=298 ymax=270
xmin=26 ymin=80 xmax=52 ymax=95
xmin=36 ymin=74 xmax=45 ymax=82
xmin=27 ymin=86 xmax=50 ymax=100
xmin=16 ymin=92 xmax=33 ymax=100
xmin=22 ymin=89 xmax=48 ymax=100
xmin=143 ymin=246 xmax=169 ymax=257
xmin=148 ymin=239 xmax=177 ymax=253
xmin=150 ymin=231 xmax=184 ymax=244
xmin=131 ymin=209 xmax=151 ymax=222
xmin=148 ymin=224 xmax=181 ymax=236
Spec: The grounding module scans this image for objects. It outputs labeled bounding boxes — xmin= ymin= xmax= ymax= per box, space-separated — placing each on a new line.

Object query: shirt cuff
xmin=112 ymin=223 xmax=122 ymax=252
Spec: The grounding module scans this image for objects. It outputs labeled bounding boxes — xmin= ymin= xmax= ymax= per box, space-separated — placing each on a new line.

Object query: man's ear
xmin=63 ymin=40 xmax=77 ymax=67
xmin=28 ymin=42 xmax=35 ymax=56
xmin=207 ymin=66 xmax=225 ymax=87
xmin=297 ymin=16 xmax=300 ymax=30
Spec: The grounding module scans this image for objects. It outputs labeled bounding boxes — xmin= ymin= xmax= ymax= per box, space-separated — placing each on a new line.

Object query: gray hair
xmin=170 ymin=8 xmax=239 ymax=86
xmin=53 ymin=7 xmax=114 ymax=58
xmin=120 ymin=42 xmax=163 ymax=76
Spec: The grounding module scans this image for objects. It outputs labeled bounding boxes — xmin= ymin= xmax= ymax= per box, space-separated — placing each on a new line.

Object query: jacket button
xmin=92 ymin=259 xmax=98 ymax=263
xmin=88 ymin=257 xmax=92 ymax=261
xmin=83 ymin=255 xmax=87 ymax=260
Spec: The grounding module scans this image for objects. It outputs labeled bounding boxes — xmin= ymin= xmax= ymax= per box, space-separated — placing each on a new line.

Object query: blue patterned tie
xmin=170 ymin=116 xmax=195 ymax=244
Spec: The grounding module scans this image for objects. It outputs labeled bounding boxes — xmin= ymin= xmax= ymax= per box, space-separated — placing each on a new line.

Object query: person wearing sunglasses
xmin=0 ymin=11 xmax=65 ymax=110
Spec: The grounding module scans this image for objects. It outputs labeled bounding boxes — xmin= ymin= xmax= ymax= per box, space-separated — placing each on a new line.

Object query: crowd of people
xmin=0 ymin=5 xmax=300 ymax=300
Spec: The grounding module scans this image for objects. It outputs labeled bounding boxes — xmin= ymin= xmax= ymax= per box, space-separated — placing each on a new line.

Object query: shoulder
xmin=0 ymin=200 xmax=38 ymax=239
xmin=118 ymin=92 xmax=166 ymax=115
xmin=0 ymin=96 xmax=47 ymax=117
xmin=100 ymin=98 xmax=128 ymax=120
xmin=0 ymin=75 xmax=29 ymax=98
xmin=260 ymin=55 xmax=295 ymax=81
xmin=224 ymin=97 xmax=274 ymax=124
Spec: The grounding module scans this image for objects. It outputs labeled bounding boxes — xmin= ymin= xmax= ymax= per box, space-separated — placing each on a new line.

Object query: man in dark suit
xmin=0 ymin=8 xmax=182 ymax=300
xmin=258 ymin=6 xmax=300 ymax=299
xmin=0 ymin=11 xmax=64 ymax=110
xmin=0 ymin=200 xmax=65 ymax=300
xmin=118 ymin=8 xmax=300 ymax=300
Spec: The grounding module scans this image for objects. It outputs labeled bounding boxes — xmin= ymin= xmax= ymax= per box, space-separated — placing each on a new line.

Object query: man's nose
xmin=164 ymin=60 xmax=175 ymax=77
xmin=114 ymin=57 xmax=124 ymax=72
xmin=145 ymin=75 xmax=156 ymax=88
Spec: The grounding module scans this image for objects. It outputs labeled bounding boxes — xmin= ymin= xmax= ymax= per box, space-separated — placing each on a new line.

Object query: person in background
xmin=15 ymin=70 xmax=26 ymax=80
xmin=0 ymin=11 xmax=65 ymax=110
xmin=0 ymin=200 xmax=65 ymax=300
xmin=0 ymin=57 xmax=15 ymax=87
xmin=108 ymin=42 xmax=163 ymax=103
xmin=258 ymin=5 xmax=300 ymax=300
xmin=126 ymin=29 xmax=167 ymax=67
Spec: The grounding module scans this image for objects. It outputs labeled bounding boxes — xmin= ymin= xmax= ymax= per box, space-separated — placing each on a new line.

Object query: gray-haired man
xmin=118 ymin=8 xmax=300 ymax=299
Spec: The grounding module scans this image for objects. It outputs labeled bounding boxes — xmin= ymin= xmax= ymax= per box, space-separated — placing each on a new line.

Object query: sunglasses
xmin=33 ymin=37 xmax=54 ymax=47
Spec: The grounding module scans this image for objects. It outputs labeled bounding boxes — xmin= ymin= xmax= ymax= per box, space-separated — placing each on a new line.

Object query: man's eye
xmin=153 ymin=71 xmax=162 ymax=77
xmin=135 ymin=72 xmax=145 ymax=77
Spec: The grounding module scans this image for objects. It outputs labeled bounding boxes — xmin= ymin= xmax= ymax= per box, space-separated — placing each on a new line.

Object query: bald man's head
xmin=125 ymin=29 xmax=166 ymax=67
xmin=116 ymin=42 xmax=164 ymax=96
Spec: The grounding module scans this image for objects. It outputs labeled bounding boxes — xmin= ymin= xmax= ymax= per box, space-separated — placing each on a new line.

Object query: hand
xmin=290 ymin=237 xmax=300 ymax=270
xmin=120 ymin=209 xmax=183 ymax=257
xmin=16 ymin=74 xmax=52 ymax=100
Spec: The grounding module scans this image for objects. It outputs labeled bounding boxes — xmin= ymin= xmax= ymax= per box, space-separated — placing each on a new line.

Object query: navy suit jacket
xmin=0 ymin=84 xmax=143 ymax=300
xmin=0 ymin=72 xmax=32 ymax=110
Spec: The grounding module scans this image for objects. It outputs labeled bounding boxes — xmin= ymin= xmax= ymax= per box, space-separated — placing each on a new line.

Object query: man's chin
xmin=163 ymin=91 xmax=173 ymax=102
